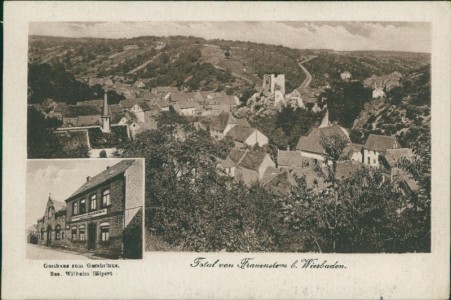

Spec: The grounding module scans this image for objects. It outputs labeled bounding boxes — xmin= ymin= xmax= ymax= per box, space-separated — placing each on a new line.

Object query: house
xmin=119 ymin=100 xmax=145 ymax=122
xmin=36 ymin=195 xmax=67 ymax=247
xmin=340 ymin=143 xmax=364 ymax=163
xmin=380 ymin=148 xmax=414 ymax=179
xmin=373 ymin=87 xmax=386 ymax=99
xmin=364 ymin=134 xmax=400 ymax=168
xmin=209 ymin=112 xmax=249 ymax=139
xmin=340 ymin=71 xmax=352 ymax=81
xmin=285 ymin=89 xmax=305 ymax=108
xmin=223 ymin=148 xmax=276 ymax=185
xmin=170 ymin=92 xmax=196 ymax=103
xmin=173 ymin=101 xmax=202 ymax=116
xmin=154 ymin=100 xmax=170 ymax=112
xmin=133 ymin=80 xmax=146 ymax=89
xmin=63 ymin=159 xmax=144 ymax=259
xmin=225 ymin=125 xmax=268 ymax=148
xmin=129 ymin=118 xmax=158 ymax=138
xmin=152 ymin=86 xmax=179 ymax=101
xmin=277 ymin=150 xmax=303 ymax=169
xmin=296 ymin=124 xmax=351 ymax=163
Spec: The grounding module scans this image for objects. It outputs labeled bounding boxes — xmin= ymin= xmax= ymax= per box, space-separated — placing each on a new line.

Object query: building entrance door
xmin=46 ymin=226 xmax=51 ymax=245
xmin=88 ymin=223 xmax=96 ymax=250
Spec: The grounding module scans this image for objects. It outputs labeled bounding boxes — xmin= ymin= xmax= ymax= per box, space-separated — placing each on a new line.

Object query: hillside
xmin=350 ymin=66 xmax=431 ymax=147
xmin=301 ymin=49 xmax=430 ymax=88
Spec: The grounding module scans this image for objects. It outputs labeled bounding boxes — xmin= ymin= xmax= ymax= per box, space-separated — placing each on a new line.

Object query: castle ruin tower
xmin=101 ymin=89 xmax=112 ymax=133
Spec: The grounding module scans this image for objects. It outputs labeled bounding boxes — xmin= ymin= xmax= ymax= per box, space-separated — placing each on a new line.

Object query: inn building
xmin=36 ymin=159 xmax=144 ymax=259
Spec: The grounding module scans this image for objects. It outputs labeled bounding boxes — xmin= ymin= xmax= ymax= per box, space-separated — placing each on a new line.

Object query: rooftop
xmin=68 ymin=160 xmax=136 ymax=200
xmin=296 ymin=125 xmax=350 ymax=154
xmin=365 ymin=134 xmax=399 ymax=152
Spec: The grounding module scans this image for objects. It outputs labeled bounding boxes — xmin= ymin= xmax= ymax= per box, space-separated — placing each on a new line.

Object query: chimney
xmin=86 ymin=176 xmax=90 ymax=182
xmin=106 ymin=166 xmax=110 ymax=170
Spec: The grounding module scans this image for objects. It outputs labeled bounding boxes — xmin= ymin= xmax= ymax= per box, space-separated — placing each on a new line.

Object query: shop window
xmin=73 ymin=202 xmax=79 ymax=215
xmin=90 ymin=194 xmax=97 ymax=211
xmin=72 ymin=226 xmax=77 ymax=241
xmin=100 ymin=224 xmax=110 ymax=242
xmin=55 ymin=225 xmax=61 ymax=240
xmin=80 ymin=198 xmax=86 ymax=214
xmin=79 ymin=225 xmax=85 ymax=241
xmin=102 ymin=189 xmax=111 ymax=207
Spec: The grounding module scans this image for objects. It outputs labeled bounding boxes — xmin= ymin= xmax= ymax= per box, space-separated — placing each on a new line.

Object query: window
xmin=373 ymin=159 xmax=376 ymax=164
xmin=367 ymin=157 xmax=370 ymax=164
xmin=71 ymin=226 xmax=77 ymax=241
xmin=73 ymin=202 xmax=79 ymax=215
xmin=100 ymin=224 xmax=110 ymax=242
xmin=90 ymin=194 xmax=97 ymax=211
xmin=55 ymin=225 xmax=61 ymax=240
xmin=48 ymin=207 xmax=53 ymax=218
xmin=102 ymin=190 xmax=111 ymax=207
xmin=79 ymin=225 xmax=85 ymax=241
xmin=61 ymin=231 xmax=65 ymax=240
xmin=80 ymin=198 xmax=86 ymax=214
xmin=40 ymin=228 xmax=44 ymax=240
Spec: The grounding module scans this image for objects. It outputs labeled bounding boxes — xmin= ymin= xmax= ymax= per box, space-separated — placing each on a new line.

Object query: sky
xmin=29 ymin=21 xmax=431 ymax=53
xmin=26 ymin=159 xmax=123 ymax=227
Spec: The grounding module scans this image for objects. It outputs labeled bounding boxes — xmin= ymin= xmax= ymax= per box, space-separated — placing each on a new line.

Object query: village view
xmin=27 ymin=31 xmax=431 ymax=253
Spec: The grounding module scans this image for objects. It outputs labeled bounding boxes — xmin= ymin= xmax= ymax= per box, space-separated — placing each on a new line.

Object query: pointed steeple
xmin=101 ymin=89 xmax=112 ymax=133
xmin=319 ymin=107 xmax=330 ymax=128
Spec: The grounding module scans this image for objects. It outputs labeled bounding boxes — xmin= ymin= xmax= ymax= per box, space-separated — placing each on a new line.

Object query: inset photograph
xmin=26 ymin=158 xmax=144 ymax=259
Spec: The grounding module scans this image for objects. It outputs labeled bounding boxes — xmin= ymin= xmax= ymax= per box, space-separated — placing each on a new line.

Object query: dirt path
xmin=297 ymin=56 xmax=316 ymax=90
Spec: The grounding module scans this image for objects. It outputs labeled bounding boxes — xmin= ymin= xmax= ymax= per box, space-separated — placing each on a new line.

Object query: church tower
xmin=319 ymin=106 xmax=330 ymax=128
xmin=101 ymin=90 xmax=111 ymax=133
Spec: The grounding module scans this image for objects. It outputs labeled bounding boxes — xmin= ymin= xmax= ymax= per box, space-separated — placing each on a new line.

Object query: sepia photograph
xmin=26 ymin=21 xmax=432 ymax=253
xmin=3 ymin=2 xmax=450 ymax=300
xmin=26 ymin=158 xmax=144 ymax=259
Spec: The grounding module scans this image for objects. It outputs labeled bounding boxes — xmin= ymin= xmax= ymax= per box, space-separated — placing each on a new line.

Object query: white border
xmin=3 ymin=2 xmax=450 ymax=299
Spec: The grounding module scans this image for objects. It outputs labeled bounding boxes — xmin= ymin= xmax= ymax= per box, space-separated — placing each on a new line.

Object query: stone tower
xmin=101 ymin=90 xmax=111 ymax=133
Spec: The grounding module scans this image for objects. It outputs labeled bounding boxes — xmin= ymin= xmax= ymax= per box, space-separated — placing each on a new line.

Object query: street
xmin=27 ymin=243 xmax=90 ymax=260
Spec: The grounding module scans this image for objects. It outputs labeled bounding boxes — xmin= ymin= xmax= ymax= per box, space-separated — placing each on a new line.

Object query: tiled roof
xmin=68 ymin=160 xmax=136 ymax=199
xmin=119 ymin=100 xmax=139 ymax=109
xmin=76 ymin=115 xmax=101 ymax=126
xmin=210 ymin=112 xmax=238 ymax=131
xmin=225 ymin=126 xmax=256 ymax=143
xmin=340 ymin=143 xmax=364 ymax=159
xmin=296 ymin=125 xmax=350 ymax=154
xmin=227 ymin=148 xmax=267 ymax=171
xmin=108 ymin=104 xmax=124 ymax=115
xmin=176 ymin=101 xmax=200 ymax=110
xmin=156 ymin=86 xmax=179 ymax=94
xmin=364 ymin=134 xmax=399 ymax=152
xmin=219 ymin=156 xmax=235 ymax=169
xmin=277 ymin=150 xmax=303 ymax=167
xmin=383 ymin=148 xmax=413 ymax=168
xmin=171 ymin=92 xmax=196 ymax=102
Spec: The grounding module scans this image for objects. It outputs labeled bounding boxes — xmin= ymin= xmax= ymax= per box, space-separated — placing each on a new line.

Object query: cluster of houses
xmin=36 ymin=82 xmax=241 ymax=157
xmin=214 ymin=110 xmax=417 ymax=194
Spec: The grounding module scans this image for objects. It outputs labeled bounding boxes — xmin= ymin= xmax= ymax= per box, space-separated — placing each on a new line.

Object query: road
xmin=297 ymin=56 xmax=316 ymax=90
xmin=27 ymin=243 xmax=90 ymax=260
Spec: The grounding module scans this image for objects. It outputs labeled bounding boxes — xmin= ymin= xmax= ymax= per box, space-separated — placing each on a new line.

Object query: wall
xmin=364 ymin=149 xmax=381 ymax=167
xmin=244 ymin=130 xmax=268 ymax=147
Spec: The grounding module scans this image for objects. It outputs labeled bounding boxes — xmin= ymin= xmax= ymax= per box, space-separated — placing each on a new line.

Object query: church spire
xmin=101 ymin=89 xmax=111 ymax=133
